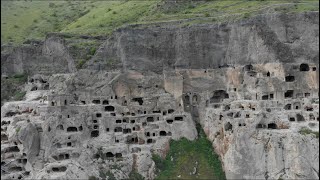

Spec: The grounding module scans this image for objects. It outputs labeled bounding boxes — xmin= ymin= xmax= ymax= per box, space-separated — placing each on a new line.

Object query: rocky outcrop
xmin=1 ymin=70 xmax=198 ymax=179
xmin=87 ymin=12 xmax=319 ymax=72
xmin=1 ymin=12 xmax=319 ymax=180
xmin=1 ymin=12 xmax=318 ymax=76
xmin=186 ymin=63 xmax=319 ymax=179
xmin=1 ymin=36 xmax=76 ymax=76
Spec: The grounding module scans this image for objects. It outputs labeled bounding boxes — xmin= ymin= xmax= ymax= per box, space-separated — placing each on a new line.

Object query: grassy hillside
xmin=1 ymin=0 xmax=319 ymax=44
xmin=152 ymin=124 xmax=226 ymax=180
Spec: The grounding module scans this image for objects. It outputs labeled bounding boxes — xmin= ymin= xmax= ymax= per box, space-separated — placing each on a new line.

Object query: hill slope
xmin=1 ymin=0 xmax=319 ymax=44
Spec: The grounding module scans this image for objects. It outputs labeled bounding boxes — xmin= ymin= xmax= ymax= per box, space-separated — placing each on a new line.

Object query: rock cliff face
xmin=1 ymin=12 xmax=319 ymax=180
xmin=87 ymin=12 xmax=318 ymax=72
xmin=1 ymin=36 xmax=76 ymax=76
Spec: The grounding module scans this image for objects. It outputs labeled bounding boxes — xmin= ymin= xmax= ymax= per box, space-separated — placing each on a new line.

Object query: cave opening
xmin=224 ymin=122 xmax=232 ymax=131
xmin=300 ymin=63 xmax=309 ymax=71
xmin=91 ymin=130 xmax=99 ymax=137
xmin=285 ymin=75 xmax=295 ymax=82
xmin=67 ymin=127 xmax=78 ymax=132
xmin=105 ymin=106 xmax=115 ymax=112
xmin=284 ymin=90 xmax=294 ymax=98
xmin=132 ymin=97 xmax=143 ymax=105
xmin=159 ymin=131 xmax=167 ymax=136
xmin=267 ymin=123 xmax=277 ymax=129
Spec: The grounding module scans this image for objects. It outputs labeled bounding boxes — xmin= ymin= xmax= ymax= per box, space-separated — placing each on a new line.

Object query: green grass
xmin=153 ymin=124 xmax=226 ymax=180
xmin=299 ymin=127 xmax=319 ymax=138
xmin=1 ymin=0 xmax=319 ymax=44
xmin=62 ymin=1 xmax=156 ymax=36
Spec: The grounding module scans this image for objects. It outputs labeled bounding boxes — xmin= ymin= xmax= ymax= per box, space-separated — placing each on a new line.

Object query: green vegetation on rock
xmin=1 ymin=0 xmax=318 ymax=44
xmin=128 ymin=170 xmax=145 ymax=180
xmin=1 ymin=74 xmax=28 ymax=105
xmin=16 ymin=127 xmax=21 ymax=133
xmin=88 ymin=176 xmax=98 ymax=180
xmin=152 ymin=124 xmax=226 ymax=180
xmin=97 ymin=169 xmax=116 ymax=180
xmin=299 ymin=127 xmax=319 ymax=138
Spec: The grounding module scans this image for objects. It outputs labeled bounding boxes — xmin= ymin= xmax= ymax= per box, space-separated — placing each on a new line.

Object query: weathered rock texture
xmin=87 ymin=12 xmax=319 ymax=72
xmin=1 ymin=36 xmax=76 ymax=76
xmin=1 ymin=12 xmax=319 ymax=180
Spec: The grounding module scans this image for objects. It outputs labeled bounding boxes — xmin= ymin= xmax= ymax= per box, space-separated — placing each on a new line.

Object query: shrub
xmin=128 ymin=170 xmax=145 ymax=180
xmin=243 ymin=12 xmax=250 ymax=18
xmin=49 ymin=2 xmax=55 ymax=8
xmin=89 ymin=47 xmax=96 ymax=55
xmin=152 ymin=154 xmax=165 ymax=174
xmin=14 ymin=25 xmax=19 ymax=28
xmin=99 ymin=170 xmax=116 ymax=180
xmin=14 ymin=91 xmax=26 ymax=101
xmin=77 ymin=59 xmax=86 ymax=69
xmin=204 ymin=12 xmax=210 ymax=17
xmin=106 ymin=59 xmax=115 ymax=66
xmin=13 ymin=74 xmax=27 ymax=82
xmin=112 ymin=11 xmax=117 ymax=14
xmin=88 ymin=176 xmax=98 ymax=180
xmin=299 ymin=127 xmax=319 ymax=138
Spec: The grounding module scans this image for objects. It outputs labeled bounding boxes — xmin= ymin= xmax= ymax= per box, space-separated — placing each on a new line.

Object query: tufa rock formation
xmin=1 ymin=12 xmax=319 ymax=179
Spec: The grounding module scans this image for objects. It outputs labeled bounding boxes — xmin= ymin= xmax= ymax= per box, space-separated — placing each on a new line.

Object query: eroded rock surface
xmin=1 ymin=12 xmax=319 ymax=180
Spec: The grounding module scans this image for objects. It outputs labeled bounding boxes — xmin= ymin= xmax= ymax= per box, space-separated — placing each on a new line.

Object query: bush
xmin=14 ymin=25 xmax=19 ymax=28
xmin=88 ymin=176 xmax=98 ymax=180
xmin=128 ymin=170 xmax=145 ymax=180
xmin=243 ymin=12 xmax=250 ymax=18
xmin=14 ymin=91 xmax=26 ymax=101
xmin=49 ymin=2 xmax=55 ymax=8
xmin=16 ymin=127 xmax=21 ymax=133
xmin=77 ymin=59 xmax=86 ymax=69
xmin=106 ymin=59 xmax=115 ymax=66
xmin=204 ymin=12 xmax=210 ymax=17
xmin=99 ymin=170 xmax=116 ymax=180
xmin=12 ymin=74 xmax=27 ymax=82
xmin=152 ymin=154 xmax=165 ymax=174
xmin=299 ymin=127 xmax=319 ymax=138
xmin=89 ymin=47 xmax=96 ymax=55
